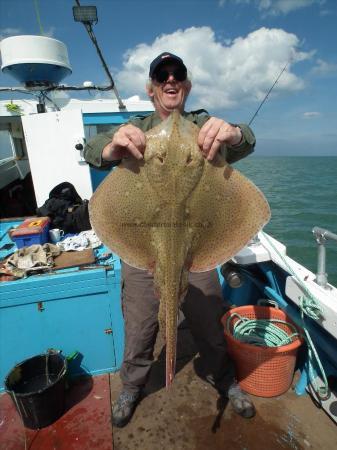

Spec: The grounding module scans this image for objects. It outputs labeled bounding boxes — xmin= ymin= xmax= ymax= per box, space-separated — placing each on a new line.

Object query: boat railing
xmin=312 ymin=226 xmax=337 ymax=288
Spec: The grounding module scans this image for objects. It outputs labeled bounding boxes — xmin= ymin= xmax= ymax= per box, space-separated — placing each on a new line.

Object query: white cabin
xmin=0 ymin=96 xmax=153 ymax=211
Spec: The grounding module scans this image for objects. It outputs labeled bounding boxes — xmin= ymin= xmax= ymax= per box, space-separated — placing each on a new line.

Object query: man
xmin=84 ymin=52 xmax=256 ymax=427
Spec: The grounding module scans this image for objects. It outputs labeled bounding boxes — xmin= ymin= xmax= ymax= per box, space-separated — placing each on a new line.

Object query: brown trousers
xmin=119 ymin=261 xmax=234 ymax=394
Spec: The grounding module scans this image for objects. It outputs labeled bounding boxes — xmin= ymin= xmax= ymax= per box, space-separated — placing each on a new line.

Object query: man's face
xmin=147 ymin=63 xmax=191 ymax=118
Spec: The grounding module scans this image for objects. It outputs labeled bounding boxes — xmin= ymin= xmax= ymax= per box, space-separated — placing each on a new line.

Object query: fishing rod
xmin=248 ymin=61 xmax=290 ymax=126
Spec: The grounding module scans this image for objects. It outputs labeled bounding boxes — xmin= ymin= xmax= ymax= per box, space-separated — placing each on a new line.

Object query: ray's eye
xmin=186 ymin=154 xmax=193 ymax=165
xmin=156 ymin=153 xmax=166 ymax=164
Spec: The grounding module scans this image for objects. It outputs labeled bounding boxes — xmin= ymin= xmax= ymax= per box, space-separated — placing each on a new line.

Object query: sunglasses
xmin=153 ymin=67 xmax=187 ymax=83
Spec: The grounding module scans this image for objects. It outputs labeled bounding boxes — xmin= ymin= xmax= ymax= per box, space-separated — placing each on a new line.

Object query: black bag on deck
xmin=62 ymin=200 xmax=91 ymax=233
xmin=37 ymin=182 xmax=91 ymax=233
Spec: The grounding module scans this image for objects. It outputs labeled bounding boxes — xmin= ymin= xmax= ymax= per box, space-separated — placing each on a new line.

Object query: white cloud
xmin=0 ymin=27 xmax=55 ymax=41
xmin=319 ymin=8 xmax=334 ymax=16
xmin=311 ymin=58 xmax=337 ymax=75
xmin=43 ymin=27 xmax=56 ymax=38
xmin=303 ymin=111 xmax=321 ymax=118
xmin=219 ymin=0 xmax=250 ymax=7
xmin=219 ymin=0 xmax=323 ymax=15
xmin=258 ymin=0 xmax=318 ymax=15
xmin=0 ymin=27 xmax=21 ymax=35
xmin=0 ymin=28 xmax=21 ymax=41
xmin=49 ymin=90 xmax=70 ymax=101
xmin=115 ymin=26 xmax=313 ymax=111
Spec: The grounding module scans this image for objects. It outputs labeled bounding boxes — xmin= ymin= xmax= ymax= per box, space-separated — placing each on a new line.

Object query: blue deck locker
xmin=0 ymin=260 xmax=124 ymax=391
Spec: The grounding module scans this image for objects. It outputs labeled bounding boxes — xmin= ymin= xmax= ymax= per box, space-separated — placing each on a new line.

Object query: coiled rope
xmin=227 ymin=313 xmax=300 ymax=347
xmin=261 ymin=231 xmax=329 ymax=399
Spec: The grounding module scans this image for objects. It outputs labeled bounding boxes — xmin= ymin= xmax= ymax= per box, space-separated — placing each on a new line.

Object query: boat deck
xmin=1 ymin=324 xmax=336 ymax=450
xmin=1 ymin=374 xmax=113 ymax=450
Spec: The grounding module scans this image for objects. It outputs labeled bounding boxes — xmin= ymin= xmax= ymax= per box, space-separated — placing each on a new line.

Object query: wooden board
xmin=53 ymin=249 xmax=96 ymax=269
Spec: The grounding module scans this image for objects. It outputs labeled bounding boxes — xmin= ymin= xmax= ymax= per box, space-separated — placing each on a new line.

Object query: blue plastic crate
xmin=11 ymin=217 xmax=50 ymax=249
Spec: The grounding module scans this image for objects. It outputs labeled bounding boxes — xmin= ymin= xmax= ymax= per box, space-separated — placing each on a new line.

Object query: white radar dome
xmin=0 ymin=35 xmax=72 ymax=86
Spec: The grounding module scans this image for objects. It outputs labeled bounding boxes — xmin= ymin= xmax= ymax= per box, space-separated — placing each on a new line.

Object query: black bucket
xmin=4 ymin=352 xmax=67 ymax=429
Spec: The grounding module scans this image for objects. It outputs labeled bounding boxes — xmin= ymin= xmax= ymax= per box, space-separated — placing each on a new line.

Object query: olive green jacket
xmin=84 ymin=110 xmax=256 ymax=170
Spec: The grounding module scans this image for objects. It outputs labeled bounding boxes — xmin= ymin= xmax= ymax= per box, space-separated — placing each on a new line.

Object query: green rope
xmin=261 ymin=231 xmax=329 ymax=399
xmin=227 ymin=312 xmax=300 ymax=347
xmin=33 ymin=0 xmax=44 ymax=35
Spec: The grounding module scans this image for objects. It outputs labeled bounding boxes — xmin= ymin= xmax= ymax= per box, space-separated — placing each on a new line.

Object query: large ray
xmin=89 ymin=111 xmax=271 ymax=387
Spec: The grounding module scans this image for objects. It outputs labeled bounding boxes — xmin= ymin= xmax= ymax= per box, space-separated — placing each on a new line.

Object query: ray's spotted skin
xmin=89 ymin=111 xmax=271 ymax=387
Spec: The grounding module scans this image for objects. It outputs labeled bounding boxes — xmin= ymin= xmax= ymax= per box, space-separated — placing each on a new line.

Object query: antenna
xmin=248 ymin=61 xmax=290 ymax=126
xmin=33 ymin=0 xmax=44 ymax=35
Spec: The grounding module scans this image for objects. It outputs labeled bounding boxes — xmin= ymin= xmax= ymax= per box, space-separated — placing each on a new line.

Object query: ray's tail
xmin=165 ymin=307 xmax=178 ymax=388
xmin=157 ymin=288 xmax=179 ymax=388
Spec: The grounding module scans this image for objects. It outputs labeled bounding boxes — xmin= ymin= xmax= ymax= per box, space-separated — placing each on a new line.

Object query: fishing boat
xmin=0 ymin=31 xmax=336 ymax=450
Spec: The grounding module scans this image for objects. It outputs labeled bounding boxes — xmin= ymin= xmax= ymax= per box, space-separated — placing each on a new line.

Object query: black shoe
xmin=112 ymin=390 xmax=140 ymax=428
xmin=227 ymin=383 xmax=256 ymax=419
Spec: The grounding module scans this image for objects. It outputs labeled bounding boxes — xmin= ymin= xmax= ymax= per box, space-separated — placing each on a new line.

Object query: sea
xmin=235 ymin=156 xmax=337 ymax=287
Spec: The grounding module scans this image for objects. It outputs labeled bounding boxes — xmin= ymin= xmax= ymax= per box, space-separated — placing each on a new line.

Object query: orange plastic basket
xmin=222 ymin=305 xmax=303 ymax=397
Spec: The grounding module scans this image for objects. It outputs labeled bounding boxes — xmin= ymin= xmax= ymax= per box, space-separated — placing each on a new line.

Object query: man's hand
xmin=198 ymin=117 xmax=242 ymax=161
xmin=102 ymin=124 xmax=146 ymax=161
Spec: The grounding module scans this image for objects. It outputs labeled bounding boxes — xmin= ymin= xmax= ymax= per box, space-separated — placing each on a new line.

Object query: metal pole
xmin=312 ymin=226 xmax=337 ymax=288
xmin=74 ymin=0 xmax=126 ymax=110
xmin=84 ymin=22 xmax=126 ymax=110
xmin=316 ymin=240 xmax=327 ymax=287
xmin=313 ymin=226 xmax=337 ymax=243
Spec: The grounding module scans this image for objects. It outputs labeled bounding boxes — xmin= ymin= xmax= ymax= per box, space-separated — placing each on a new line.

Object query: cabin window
xmin=84 ymin=124 xmax=116 ymax=141
xmin=0 ymin=129 xmax=15 ymax=164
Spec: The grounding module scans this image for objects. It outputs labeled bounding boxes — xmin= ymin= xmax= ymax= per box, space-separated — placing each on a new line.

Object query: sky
xmin=0 ymin=0 xmax=337 ymax=156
